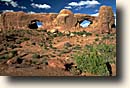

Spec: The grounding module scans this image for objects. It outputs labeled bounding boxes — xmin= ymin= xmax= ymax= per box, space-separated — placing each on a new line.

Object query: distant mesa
xmin=0 ymin=5 xmax=116 ymax=34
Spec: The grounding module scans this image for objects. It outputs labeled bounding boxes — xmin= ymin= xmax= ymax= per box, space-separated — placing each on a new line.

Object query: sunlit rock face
xmin=98 ymin=5 xmax=115 ymax=33
xmin=0 ymin=6 xmax=116 ymax=33
xmin=54 ymin=9 xmax=77 ymax=28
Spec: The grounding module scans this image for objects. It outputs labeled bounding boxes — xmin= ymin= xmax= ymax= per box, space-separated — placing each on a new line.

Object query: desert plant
xmin=32 ymin=42 xmax=36 ymax=45
xmin=72 ymin=45 xmax=81 ymax=50
xmin=72 ymin=31 xmax=92 ymax=36
xmin=39 ymin=43 xmax=43 ymax=47
xmin=64 ymin=42 xmax=72 ymax=47
xmin=32 ymin=53 xmax=40 ymax=59
xmin=60 ymin=49 xmax=71 ymax=54
xmin=9 ymin=44 xmax=17 ymax=49
xmin=16 ymin=40 xmax=22 ymax=44
xmin=72 ymin=44 xmax=116 ymax=76
xmin=57 ymin=32 xmax=64 ymax=36
xmin=95 ymin=34 xmax=99 ymax=36
xmin=95 ymin=38 xmax=99 ymax=41
xmin=10 ymin=50 xmax=17 ymax=56
xmin=0 ymin=54 xmax=10 ymax=59
xmin=23 ymin=37 xmax=30 ymax=41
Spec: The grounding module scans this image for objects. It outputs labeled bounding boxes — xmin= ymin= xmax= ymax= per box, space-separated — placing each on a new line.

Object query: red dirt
xmin=0 ymin=29 xmax=116 ymax=76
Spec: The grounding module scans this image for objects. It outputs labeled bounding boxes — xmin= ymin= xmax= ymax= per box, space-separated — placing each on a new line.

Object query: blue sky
xmin=0 ymin=0 xmax=116 ymax=14
xmin=0 ymin=0 xmax=116 ymax=27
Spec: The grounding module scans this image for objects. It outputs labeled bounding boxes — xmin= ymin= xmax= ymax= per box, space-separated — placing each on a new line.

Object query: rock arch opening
xmin=28 ymin=20 xmax=43 ymax=29
xmin=80 ymin=20 xmax=91 ymax=28
xmin=111 ymin=24 xmax=116 ymax=28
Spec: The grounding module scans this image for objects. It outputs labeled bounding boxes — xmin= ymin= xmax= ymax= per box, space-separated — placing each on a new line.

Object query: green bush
xmin=95 ymin=34 xmax=99 ymax=36
xmin=72 ymin=44 xmax=116 ymax=76
xmin=23 ymin=37 xmax=30 ymax=41
xmin=10 ymin=50 xmax=17 ymax=56
xmin=32 ymin=42 xmax=36 ymax=45
xmin=32 ymin=53 xmax=40 ymax=59
xmin=16 ymin=40 xmax=22 ymax=44
xmin=72 ymin=45 xmax=81 ymax=50
xmin=72 ymin=31 xmax=92 ymax=36
xmin=39 ymin=43 xmax=43 ymax=47
xmin=95 ymin=38 xmax=99 ymax=41
xmin=57 ymin=32 xmax=64 ymax=36
xmin=0 ymin=54 xmax=10 ymax=59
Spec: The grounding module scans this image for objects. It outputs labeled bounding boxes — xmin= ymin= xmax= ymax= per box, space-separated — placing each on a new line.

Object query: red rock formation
xmin=1 ymin=11 xmax=58 ymax=30
xmin=54 ymin=9 xmax=77 ymax=28
xmin=98 ymin=5 xmax=115 ymax=33
xmin=0 ymin=6 xmax=116 ymax=33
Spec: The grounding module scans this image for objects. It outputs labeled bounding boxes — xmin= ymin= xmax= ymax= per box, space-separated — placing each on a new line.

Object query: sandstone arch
xmin=0 ymin=6 xmax=116 ymax=33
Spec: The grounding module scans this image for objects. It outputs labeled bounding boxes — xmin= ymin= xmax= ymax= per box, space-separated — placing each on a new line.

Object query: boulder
xmin=54 ymin=9 xmax=77 ymax=28
xmin=48 ymin=59 xmax=65 ymax=69
xmin=50 ymin=29 xmax=58 ymax=33
xmin=59 ymin=9 xmax=73 ymax=15
xmin=70 ymin=33 xmax=75 ymax=37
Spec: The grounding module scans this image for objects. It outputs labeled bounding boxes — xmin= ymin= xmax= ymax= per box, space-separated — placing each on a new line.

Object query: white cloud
xmin=1 ymin=0 xmax=18 ymax=7
xmin=94 ymin=9 xmax=98 ymax=12
xmin=18 ymin=6 xmax=27 ymax=9
xmin=28 ymin=11 xmax=36 ymax=14
xmin=0 ymin=0 xmax=12 ymax=2
xmin=90 ymin=13 xmax=99 ymax=16
xmin=64 ymin=6 xmax=72 ymax=9
xmin=3 ymin=10 xmax=14 ymax=12
xmin=114 ymin=13 xmax=116 ymax=17
xmin=68 ymin=0 xmax=100 ymax=7
xmin=31 ymin=3 xmax=51 ymax=9
xmin=10 ymin=1 xmax=18 ymax=7
xmin=68 ymin=2 xmax=79 ymax=6
xmin=66 ymin=0 xmax=100 ymax=11
xmin=30 ymin=0 xmax=33 ymax=2
xmin=75 ymin=6 xmax=84 ymax=10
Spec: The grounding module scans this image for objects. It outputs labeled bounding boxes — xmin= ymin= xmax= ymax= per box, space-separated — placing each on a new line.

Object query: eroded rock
xmin=0 ymin=6 xmax=116 ymax=34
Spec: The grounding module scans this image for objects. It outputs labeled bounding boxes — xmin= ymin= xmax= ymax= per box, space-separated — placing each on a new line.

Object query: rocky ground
xmin=0 ymin=29 xmax=116 ymax=76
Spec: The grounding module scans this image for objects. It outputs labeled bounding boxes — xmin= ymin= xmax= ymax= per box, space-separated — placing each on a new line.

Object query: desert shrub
xmin=47 ymin=31 xmax=51 ymax=35
xmin=64 ymin=42 xmax=72 ymax=47
xmin=32 ymin=42 xmax=36 ymax=45
xmin=49 ymin=44 xmax=53 ymax=48
xmin=85 ymin=32 xmax=92 ymax=36
xmin=72 ymin=45 xmax=81 ymax=50
xmin=57 ymin=32 xmax=64 ymax=36
xmin=43 ymin=45 xmax=48 ymax=50
xmin=0 ymin=54 xmax=10 ymax=59
xmin=9 ymin=44 xmax=17 ymax=49
xmin=72 ymin=31 xmax=92 ymax=36
xmin=32 ymin=60 xmax=37 ymax=64
xmin=16 ymin=40 xmax=22 ymax=44
xmin=60 ymin=49 xmax=71 ymax=54
xmin=102 ymin=35 xmax=110 ymax=40
xmin=0 ymin=47 xmax=4 ymax=52
xmin=32 ymin=53 xmax=40 ymax=59
xmin=95 ymin=34 xmax=99 ymax=36
xmin=10 ymin=50 xmax=17 ymax=56
xmin=95 ymin=38 xmax=99 ymax=41
xmin=39 ymin=43 xmax=43 ymax=47
xmin=72 ymin=44 xmax=116 ymax=76
xmin=0 ymin=50 xmax=17 ymax=59
xmin=52 ymin=33 xmax=57 ymax=37
xmin=70 ymin=67 xmax=81 ymax=75
xmin=23 ymin=37 xmax=30 ymax=41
